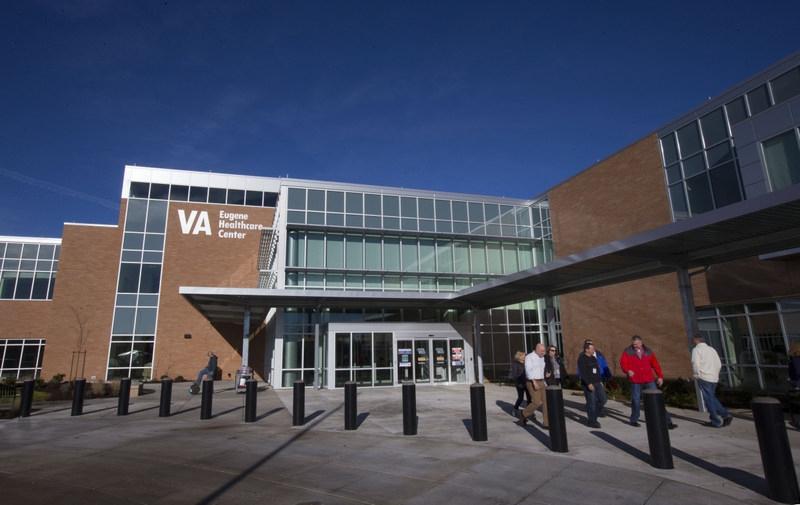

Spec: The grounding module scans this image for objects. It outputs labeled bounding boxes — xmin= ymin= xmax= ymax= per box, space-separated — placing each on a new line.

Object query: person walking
xmin=578 ymin=342 xmax=606 ymax=428
xmin=516 ymin=343 xmax=549 ymax=428
xmin=578 ymin=339 xmax=609 ymax=417
xmin=509 ymin=351 xmax=530 ymax=413
xmin=620 ymin=335 xmax=677 ymax=429
xmin=691 ymin=335 xmax=732 ymax=428
xmin=544 ymin=345 xmax=566 ymax=386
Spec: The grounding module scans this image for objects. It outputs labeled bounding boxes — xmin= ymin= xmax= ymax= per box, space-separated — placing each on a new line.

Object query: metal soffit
xmin=181 ymin=183 xmax=800 ymax=322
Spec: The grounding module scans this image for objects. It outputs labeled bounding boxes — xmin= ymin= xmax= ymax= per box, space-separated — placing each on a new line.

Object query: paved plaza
xmin=1 ymin=382 xmax=798 ymax=504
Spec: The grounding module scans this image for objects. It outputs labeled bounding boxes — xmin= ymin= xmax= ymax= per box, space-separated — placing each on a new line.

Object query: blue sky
xmin=1 ymin=1 xmax=798 ymax=237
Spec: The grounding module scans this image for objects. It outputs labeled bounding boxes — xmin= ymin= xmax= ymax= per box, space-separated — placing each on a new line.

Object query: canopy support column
xmin=677 ymin=267 xmax=705 ymax=412
xmin=472 ymin=308 xmax=484 ymax=384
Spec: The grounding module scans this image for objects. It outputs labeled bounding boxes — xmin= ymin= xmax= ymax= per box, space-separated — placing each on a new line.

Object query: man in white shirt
xmin=691 ymin=335 xmax=732 ymax=428
xmin=516 ymin=343 xmax=549 ymax=428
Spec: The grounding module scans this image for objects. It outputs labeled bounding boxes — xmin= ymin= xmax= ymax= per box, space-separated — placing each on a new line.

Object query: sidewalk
xmin=0 ymin=382 xmax=797 ymax=504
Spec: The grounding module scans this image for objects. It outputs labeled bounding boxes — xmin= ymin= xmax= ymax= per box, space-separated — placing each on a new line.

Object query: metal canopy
xmin=455 ymin=183 xmax=800 ymax=308
xmin=181 ymin=183 xmax=800 ymax=323
xmin=180 ymin=287 xmax=467 ymax=323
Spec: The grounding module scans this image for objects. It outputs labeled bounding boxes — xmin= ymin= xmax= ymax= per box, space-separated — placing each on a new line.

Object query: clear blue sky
xmin=1 ymin=1 xmax=798 ymax=237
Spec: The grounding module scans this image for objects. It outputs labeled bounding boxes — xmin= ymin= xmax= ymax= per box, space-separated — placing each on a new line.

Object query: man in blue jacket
xmin=577 ymin=339 xmax=609 ymax=416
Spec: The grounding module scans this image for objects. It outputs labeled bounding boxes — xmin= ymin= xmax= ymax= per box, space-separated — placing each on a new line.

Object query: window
xmin=771 ymin=67 xmax=800 ymax=104
xmin=306 ymin=233 xmax=325 ymax=268
xmin=763 ymin=130 xmax=800 ymax=191
xmin=686 ymin=174 xmax=714 ymax=215
xmin=288 ymin=188 xmax=306 ymax=209
xmin=700 ymin=108 xmax=728 ymax=146
xmin=364 ymin=236 xmax=381 ymax=270
xmin=327 ymin=191 xmax=344 ymax=212
xmin=725 ymin=97 xmax=748 ymax=124
xmin=709 ymin=162 xmax=742 ymax=207
xmin=227 ymin=189 xmax=245 ymax=205
xmin=677 ymin=121 xmax=703 ymax=157
xmin=0 ymin=339 xmax=45 ymax=380
xmin=345 ymin=235 xmax=363 ymax=269
xmin=190 ymin=186 xmax=208 ymax=202
xmin=747 ymin=85 xmax=771 ymax=116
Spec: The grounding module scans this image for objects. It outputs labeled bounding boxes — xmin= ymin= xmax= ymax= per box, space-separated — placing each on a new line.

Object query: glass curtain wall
xmin=107 ymin=196 xmax=168 ymax=380
xmin=696 ymin=299 xmax=800 ymax=390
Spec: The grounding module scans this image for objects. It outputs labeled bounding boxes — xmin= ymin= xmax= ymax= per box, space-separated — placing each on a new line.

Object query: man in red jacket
xmin=620 ymin=335 xmax=677 ymax=429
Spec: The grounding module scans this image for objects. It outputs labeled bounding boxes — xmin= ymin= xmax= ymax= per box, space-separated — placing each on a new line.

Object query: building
xmin=1 ymin=52 xmax=799 ymax=391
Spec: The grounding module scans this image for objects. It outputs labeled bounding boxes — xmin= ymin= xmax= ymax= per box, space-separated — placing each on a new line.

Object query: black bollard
xmin=344 ymin=381 xmax=357 ymax=430
xmin=71 ymin=378 xmax=86 ymax=416
xmin=752 ymin=397 xmax=800 ymax=503
xmin=546 ymin=386 xmax=568 ymax=452
xmin=469 ymin=383 xmax=488 ymax=442
xmin=293 ymin=380 xmax=305 ymax=426
xmin=643 ymin=390 xmax=673 ymax=469
xmin=117 ymin=378 xmax=131 ymax=416
xmin=402 ymin=382 xmax=417 ymax=435
xmin=20 ymin=380 xmax=34 ymax=418
xmin=159 ymin=379 xmax=172 ymax=417
xmin=245 ymin=380 xmax=257 ymax=423
xmin=200 ymin=379 xmax=213 ymax=420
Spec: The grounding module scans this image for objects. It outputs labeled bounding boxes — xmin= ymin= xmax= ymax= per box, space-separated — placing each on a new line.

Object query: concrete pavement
xmin=0 ymin=382 xmax=797 ymax=505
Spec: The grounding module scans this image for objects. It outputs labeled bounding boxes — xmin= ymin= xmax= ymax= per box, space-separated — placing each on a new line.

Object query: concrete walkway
xmin=0 ymin=382 xmax=797 ymax=505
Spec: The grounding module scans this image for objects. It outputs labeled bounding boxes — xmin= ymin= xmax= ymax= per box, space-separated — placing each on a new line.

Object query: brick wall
xmin=548 ymin=134 xmax=694 ymax=378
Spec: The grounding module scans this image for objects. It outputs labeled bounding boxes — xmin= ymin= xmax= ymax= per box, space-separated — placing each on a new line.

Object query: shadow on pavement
xmin=255 ymin=407 xmax=284 ymax=422
xmin=29 ymin=406 xmax=73 ymax=417
xmin=211 ymin=406 xmax=243 ymax=419
xmin=81 ymin=405 xmax=118 ymax=415
xmin=128 ymin=405 xmax=161 ymax=415
xmin=669 ymin=412 xmax=706 ymax=425
xmin=590 ymin=430 xmax=650 ymax=465
xmin=172 ymin=405 xmax=201 ymax=416
xmin=671 ymin=447 xmax=768 ymax=497
xmin=461 ymin=418 xmax=473 ymax=438
xmin=303 ymin=409 xmax=325 ymax=424
xmin=196 ymin=403 xmax=344 ymax=505
xmin=356 ymin=412 xmax=369 ymax=428
xmin=495 ymin=400 xmax=517 ymax=417
xmin=522 ymin=421 xmax=551 ymax=449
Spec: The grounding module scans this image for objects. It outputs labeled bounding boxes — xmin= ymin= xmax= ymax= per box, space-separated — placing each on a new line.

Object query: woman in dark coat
xmin=544 ymin=345 xmax=567 ymax=386
xmin=510 ymin=351 xmax=530 ymax=412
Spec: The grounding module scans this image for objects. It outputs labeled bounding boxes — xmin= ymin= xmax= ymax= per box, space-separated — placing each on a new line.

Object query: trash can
xmin=235 ymin=367 xmax=252 ymax=393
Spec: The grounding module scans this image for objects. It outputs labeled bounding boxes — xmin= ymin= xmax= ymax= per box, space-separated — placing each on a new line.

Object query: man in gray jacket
xmin=691 ymin=335 xmax=732 ymax=428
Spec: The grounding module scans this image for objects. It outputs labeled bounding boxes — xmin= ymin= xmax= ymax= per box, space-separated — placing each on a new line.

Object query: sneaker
xmin=588 ymin=421 xmax=601 ymax=428
xmin=702 ymin=421 xmax=721 ymax=428
xmin=515 ymin=413 xmax=528 ymax=426
xmin=668 ymin=423 xmax=678 ymax=430
xmin=722 ymin=416 xmax=733 ymax=427
xmin=630 ymin=421 xmax=640 ymax=427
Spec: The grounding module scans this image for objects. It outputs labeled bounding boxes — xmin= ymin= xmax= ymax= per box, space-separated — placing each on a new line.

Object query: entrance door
xmin=414 ymin=340 xmax=430 ymax=383
xmin=396 ymin=340 xmax=414 ymax=383
xmin=432 ymin=339 xmax=449 ymax=382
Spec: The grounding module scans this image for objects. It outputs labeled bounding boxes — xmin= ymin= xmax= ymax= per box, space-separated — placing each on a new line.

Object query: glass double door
xmin=397 ymin=338 xmax=465 ymax=384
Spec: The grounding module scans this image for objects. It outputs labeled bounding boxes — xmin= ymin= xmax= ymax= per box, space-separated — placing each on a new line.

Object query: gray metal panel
xmin=736 ymin=143 xmax=761 ymax=169
xmin=744 ymin=181 xmax=769 ymax=199
xmin=738 ymin=159 xmax=764 ymax=186
xmin=732 ymin=120 xmax=756 ymax=147
xmin=752 ymin=104 xmax=795 ymax=139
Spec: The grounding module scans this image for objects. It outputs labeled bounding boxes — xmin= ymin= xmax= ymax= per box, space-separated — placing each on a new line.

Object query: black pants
xmin=514 ymin=384 xmax=532 ymax=409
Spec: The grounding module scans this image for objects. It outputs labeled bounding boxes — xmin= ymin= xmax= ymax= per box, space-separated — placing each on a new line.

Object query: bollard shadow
xmin=355 ymin=412 xmax=369 ymax=428
xmin=172 ymin=405 xmax=202 ymax=416
xmin=81 ymin=405 xmax=118 ymax=415
xmin=495 ymin=400 xmax=517 ymax=417
xmin=671 ymin=447 xmax=768 ymax=497
xmin=254 ymin=407 xmax=284 ymax=422
xmin=303 ymin=409 xmax=325 ymax=424
xmin=590 ymin=430 xmax=650 ymax=465
xmin=211 ymin=406 xmax=243 ymax=419
xmin=29 ymin=406 xmax=73 ymax=417
xmin=127 ymin=405 xmax=161 ymax=415
xmin=519 ymin=421 xmax=551 ymax=448
xmin=196 ymin=404 xmax=344 ymax=505
xmin=667 ymin=413 xmax=705 ymax=426
xmin=462 ymin=418 xmax=473 ymax=438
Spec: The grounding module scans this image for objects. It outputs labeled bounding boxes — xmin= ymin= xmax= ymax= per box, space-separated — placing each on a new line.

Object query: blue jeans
xmin=630 ymin=382 xmax=672 ymax=424
xmin=583 ymin=382 xmax=607 ymax=424
xmin=697 ymin=379 xmax=729 ymax=427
